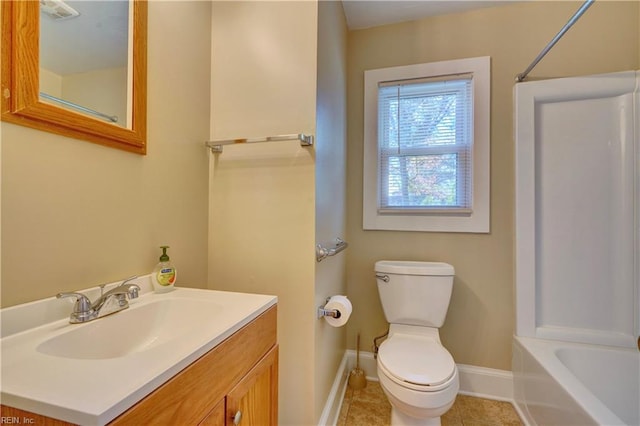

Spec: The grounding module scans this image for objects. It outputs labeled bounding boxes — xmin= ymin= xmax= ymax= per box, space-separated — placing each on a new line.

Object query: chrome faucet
xmin=57 ymin=276 xmax=141 ymax=324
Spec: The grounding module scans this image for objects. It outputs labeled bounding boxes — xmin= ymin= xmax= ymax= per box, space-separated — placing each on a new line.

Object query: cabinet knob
xmin=232 ymin=410 xmax=242 ymax=425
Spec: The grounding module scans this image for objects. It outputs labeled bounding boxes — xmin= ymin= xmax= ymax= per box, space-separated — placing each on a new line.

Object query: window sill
xmin=363 ymin=210 xmax=489 ymax=233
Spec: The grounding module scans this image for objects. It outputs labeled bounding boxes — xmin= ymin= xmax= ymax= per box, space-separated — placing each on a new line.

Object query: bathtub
xmin=513 ymin=336 xmax=639 ymax=426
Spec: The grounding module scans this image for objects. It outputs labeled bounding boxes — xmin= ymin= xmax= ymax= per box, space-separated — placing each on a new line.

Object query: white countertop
xmin=1 ymin=281 xmax=277 ymax=425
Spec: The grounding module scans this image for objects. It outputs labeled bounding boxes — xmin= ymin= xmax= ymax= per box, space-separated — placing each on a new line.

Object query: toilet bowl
xmin=376 ymin=325 xmax=459 ymax=425
xmin=374 ymin=261 xmax=458 ymax=426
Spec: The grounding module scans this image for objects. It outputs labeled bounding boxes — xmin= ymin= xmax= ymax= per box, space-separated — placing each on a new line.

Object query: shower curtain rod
xmin=515 ymin=0 xmax=595 ymax=82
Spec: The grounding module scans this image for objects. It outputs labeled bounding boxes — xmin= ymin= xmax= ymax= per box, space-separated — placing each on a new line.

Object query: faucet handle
xmin=128 ymin=285 xmax=140 ymax=299
xmin=57 ymin=292 xmax=95 ymax=323
xmin=119 ymin=276 xmax=140 ymax=299
xmin=57 ymin=292 xmax=91 ymax=312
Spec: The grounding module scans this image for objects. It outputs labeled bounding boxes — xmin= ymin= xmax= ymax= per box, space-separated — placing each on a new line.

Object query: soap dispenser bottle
xmin=152 ymin=246 xmax=176 ymax=293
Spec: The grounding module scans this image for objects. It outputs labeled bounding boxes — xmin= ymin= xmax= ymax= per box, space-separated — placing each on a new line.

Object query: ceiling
xmin=341 ymin=0 xmax=519 ymax=30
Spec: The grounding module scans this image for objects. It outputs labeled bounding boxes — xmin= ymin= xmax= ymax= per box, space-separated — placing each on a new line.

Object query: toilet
xmin=374 ymin=260 xmax=459 ymax=426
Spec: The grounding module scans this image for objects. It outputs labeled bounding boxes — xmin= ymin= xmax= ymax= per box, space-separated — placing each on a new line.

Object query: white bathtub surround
xmin=318 ymin=350 xmax=516 ymax=426
xmin=516 ymin=70 xmax=639 ymax=348
xmin=515 ymin=70 xmax=640 ymax=425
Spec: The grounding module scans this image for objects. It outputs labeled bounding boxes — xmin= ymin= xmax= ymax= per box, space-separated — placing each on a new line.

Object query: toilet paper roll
xmin=324 ymin=295 xmax=352 ymax=327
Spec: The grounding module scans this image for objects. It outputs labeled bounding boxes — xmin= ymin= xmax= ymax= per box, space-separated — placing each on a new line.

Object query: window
xmin=363 ymin=57 xmax=490 ymax=232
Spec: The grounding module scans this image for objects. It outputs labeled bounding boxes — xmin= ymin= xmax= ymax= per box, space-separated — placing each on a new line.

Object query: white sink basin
xmin=1 ymin=280 xmax=276 ymax=426
xmin=36 ymin=298 xmax=225 ymax=360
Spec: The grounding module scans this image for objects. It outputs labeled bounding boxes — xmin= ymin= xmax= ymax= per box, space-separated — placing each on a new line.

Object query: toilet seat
xmin=378 ymin=333 xmax=456 ymax=392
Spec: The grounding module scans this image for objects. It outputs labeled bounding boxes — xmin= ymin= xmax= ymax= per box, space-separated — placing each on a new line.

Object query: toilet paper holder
xmin=317 ymin=298 xmax=342 ymax=319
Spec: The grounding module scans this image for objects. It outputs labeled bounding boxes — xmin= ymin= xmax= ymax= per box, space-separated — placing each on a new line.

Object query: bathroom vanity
xmin=0 ymin=283 xmax=278 ymax=425
xmin=111 ymin=306 xmax=278 ymax=425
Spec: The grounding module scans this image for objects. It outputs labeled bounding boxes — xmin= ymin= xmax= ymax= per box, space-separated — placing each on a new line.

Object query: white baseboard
xmin=317 ymin=353 xmax=349 ymax=426
xmin=319 ymin=351 xmax=514 ymax=425
xmin=456 ymin=363 xmax=514 ymax=401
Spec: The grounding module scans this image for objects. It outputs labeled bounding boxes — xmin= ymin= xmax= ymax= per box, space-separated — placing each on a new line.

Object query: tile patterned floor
xmin=337 ymin=381 xmax=523 ymax=426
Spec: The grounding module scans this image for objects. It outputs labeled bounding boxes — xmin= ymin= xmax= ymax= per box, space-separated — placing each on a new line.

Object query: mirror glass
xmin=1 ymin=0 xmax=146 ymax=154
xmin=39 ymin=0 xmax=131 ymax=128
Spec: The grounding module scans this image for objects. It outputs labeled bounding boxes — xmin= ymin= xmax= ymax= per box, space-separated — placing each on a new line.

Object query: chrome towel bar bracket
xmin=316 ymin=238 xmax=348 ymax=262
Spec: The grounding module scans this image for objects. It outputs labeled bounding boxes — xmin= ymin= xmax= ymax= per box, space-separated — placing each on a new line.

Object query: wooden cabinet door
xmin=226 ymin=346 xmax=278 ymax=426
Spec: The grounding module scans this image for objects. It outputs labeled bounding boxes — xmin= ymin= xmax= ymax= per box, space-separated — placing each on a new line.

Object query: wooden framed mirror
xmin=1 ymin=0 xmax=147 ymax=155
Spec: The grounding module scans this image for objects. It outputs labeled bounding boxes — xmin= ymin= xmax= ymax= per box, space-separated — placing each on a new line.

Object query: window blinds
xmin=377 ymin=75 xmax=473 ymax=212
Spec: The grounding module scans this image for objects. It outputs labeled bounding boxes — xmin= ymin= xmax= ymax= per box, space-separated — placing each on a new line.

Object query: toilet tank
xmin=375 ymin=261 xmax=454 ymax=327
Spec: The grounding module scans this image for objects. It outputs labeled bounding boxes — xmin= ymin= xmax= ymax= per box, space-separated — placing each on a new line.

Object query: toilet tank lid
xmin=375 ymin=261 xmax=454 ymax=276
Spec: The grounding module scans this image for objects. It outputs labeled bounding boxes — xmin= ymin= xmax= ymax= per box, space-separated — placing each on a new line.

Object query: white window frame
xmin=363 ymin=57 xmax=490 ymax=233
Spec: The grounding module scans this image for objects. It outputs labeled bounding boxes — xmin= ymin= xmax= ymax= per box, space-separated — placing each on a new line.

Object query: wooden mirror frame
xmin=1 ymin=0 xmax=147 ymax=155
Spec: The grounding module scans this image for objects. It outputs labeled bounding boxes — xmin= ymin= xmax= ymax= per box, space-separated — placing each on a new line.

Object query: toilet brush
xmin=348 ymin=333 xmax=367 ymax=390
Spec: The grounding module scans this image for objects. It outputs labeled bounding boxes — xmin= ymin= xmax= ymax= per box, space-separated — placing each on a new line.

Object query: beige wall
xmin=314 ymin=0 xmax=348 ymax=423
xmin=346 ymin=0 xmax=640 ymax=370
xmin=1 ymin=1 xmax=211 ymax=307
xmin=209 ymin=1 xmax=317 ymax=140
xmin=208 ymin=2 xmax=318 ymax=425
